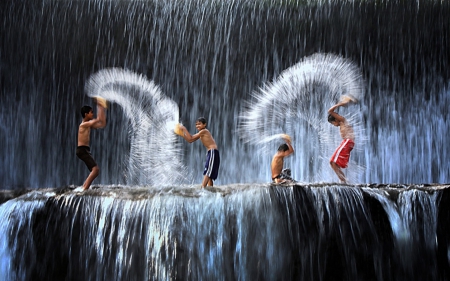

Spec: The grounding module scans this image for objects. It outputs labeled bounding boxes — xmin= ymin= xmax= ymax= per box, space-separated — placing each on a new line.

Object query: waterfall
xmin=84 ymin=68 xmax=188 ymax=185
xmin=1 ymin=0 xmax=450 ymax=279
xmin=1 ymin=0 xmax=449 ymax=187
xmin=239 ymin=53 xmax=366 ymax=182
xmin=0 ymin=184 xmax=448 ymax=280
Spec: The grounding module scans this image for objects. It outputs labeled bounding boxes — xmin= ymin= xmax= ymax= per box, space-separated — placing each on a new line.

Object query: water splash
xmin=239 ymin=53 xmax=366 ymax=183
xmin=85 ymin=68 xmax=189 ymax=186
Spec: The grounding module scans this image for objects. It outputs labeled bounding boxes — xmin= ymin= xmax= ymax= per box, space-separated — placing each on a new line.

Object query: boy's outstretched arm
xmin=180 ymin=125 xmax=201 ymax=143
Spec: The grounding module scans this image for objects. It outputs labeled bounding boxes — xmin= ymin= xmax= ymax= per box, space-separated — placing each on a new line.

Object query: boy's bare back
xmin=271 ymin=153 xmax=285 ymax=178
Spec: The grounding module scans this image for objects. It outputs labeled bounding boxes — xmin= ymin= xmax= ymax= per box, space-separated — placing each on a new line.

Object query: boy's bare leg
xmin=201 ymin=175 xmax=213 ymax=188
xmin=330 ymin=162 xmax=347 ymax=183
xmin=83 ymin=166 xmax=99 ymax=190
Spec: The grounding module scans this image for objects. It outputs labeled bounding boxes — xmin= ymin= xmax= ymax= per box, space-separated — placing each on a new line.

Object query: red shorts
xmin=330 ymin=139 xmax=354 ymax=168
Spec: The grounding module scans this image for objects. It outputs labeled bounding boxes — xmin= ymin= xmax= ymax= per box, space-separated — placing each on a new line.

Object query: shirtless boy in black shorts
xmin=76 ymin=100 xmax=107 ymax=190
xmin=271 ymin=134 xmax=294 ymax=183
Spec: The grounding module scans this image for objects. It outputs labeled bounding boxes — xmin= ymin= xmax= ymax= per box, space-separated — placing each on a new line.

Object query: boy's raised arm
xmin=328 ymin=102 xmax=346 ymax=121
xmin=91 ymin=104 xmax=107 ymax=129
xmin=284 ymin=139 xmax=294 ymax=157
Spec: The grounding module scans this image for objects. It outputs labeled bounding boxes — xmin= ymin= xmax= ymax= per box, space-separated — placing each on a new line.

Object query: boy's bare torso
xmin=78 ymin=124 xmax=91 ymax=146
xmin=199 ymin=129 xmax=218 ymax=150
xmin=339 ymin=120 xmax=355 ymax=141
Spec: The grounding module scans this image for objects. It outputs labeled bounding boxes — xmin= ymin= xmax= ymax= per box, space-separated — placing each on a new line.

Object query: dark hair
xmin=278 ymin=144 xmax=289 ymax=152
xmin=196 ymin=117 xmax=207 ymax=124
xmin=81 ymin=105 xmax=92 ymax=118
xmin=328 ymin=114 xmax=336 ymax=123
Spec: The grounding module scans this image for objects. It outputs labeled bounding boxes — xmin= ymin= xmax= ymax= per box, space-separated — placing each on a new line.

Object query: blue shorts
xmin=204 ymin=149 xmax=220 ymax=180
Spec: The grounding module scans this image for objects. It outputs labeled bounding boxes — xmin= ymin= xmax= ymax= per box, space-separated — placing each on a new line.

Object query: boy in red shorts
xmin=328 ymin=97 xmax=355 ymax=183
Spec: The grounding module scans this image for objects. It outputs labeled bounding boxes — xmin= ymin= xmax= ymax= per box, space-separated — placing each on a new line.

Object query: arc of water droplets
xmin=239 ymin=53 xmax=366 ymax=182
xmin=85 ymin=68 xmax=189 ymax=186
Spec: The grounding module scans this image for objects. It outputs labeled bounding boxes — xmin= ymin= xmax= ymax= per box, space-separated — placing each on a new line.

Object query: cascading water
xmin=84 ymin=68 xmax=189 ymax=186
xmin=1 ymin=0 xmax=450 ymax=280
xmin=1 ymin=0 xmax=449 ymax=187
xmin=364 ymin=187 xmax=441 ymax=280
xmin=239 ymin=53 xmax=366 ymax=182
xmin=1 ymin=184 xmax=448 ymax=280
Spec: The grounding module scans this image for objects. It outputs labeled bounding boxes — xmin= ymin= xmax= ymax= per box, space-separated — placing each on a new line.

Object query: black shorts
xmin=76 ymin=146 xmax=97 ymax=171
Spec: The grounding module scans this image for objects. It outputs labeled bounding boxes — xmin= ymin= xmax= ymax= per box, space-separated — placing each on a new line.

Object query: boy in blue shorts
xmin=177 ymin=117 xmax=220 ymax=188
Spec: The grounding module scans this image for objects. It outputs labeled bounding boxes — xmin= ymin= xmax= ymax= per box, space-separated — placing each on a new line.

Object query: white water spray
xmin=239 ymin=53 xmax=366 ymax=183
xmin=85 ymin=68 xmax=189 ymax=186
